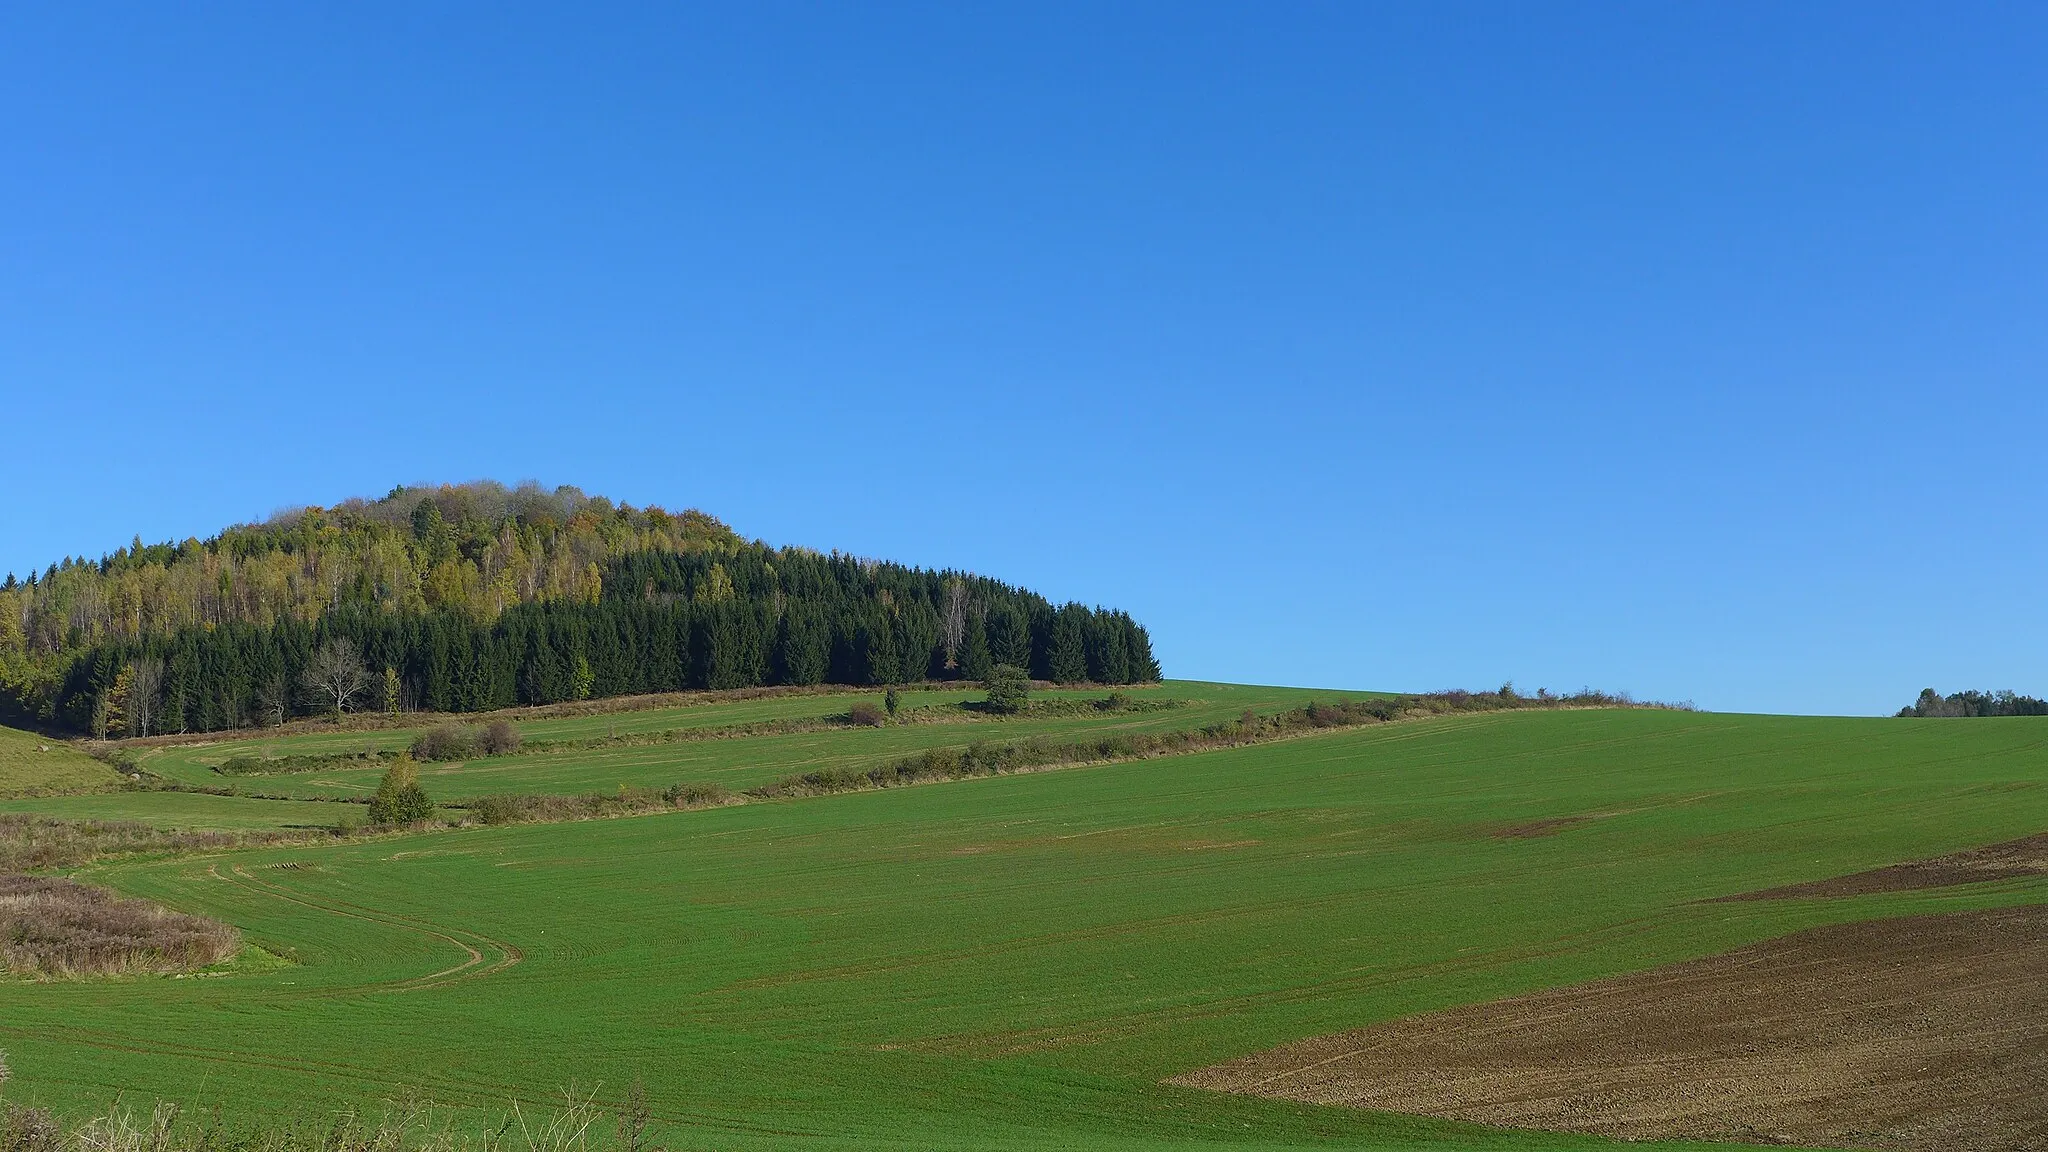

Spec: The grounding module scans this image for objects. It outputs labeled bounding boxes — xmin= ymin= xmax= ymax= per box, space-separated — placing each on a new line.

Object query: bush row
xmin=751 ymin=687 xmax=1688 ymax=798
xmin=465 ymin=782 xmax=734 ymax=826
xmin=217 ymin=750 xmax=396 ymax=776
xmin=410 ymin=720 xmax=522 ymax=761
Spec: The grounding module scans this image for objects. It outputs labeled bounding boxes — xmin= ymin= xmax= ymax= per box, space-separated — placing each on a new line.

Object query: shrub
xmin=0 ymin=1099 xmax=58 ymax=1152
xmin=983 ymin=664 xmax=1030 ymax=714
xmin=847 ymin=703 xmax=885 ymax=727
xmin=478 ymin=719 xmax=523 ymax=756
xmin=662 ymin=782 xmax=732 ymax=808
xmin=0 ymin=875 xmax=241 ymax=977
xmin=367 ymin=757 xmax=434 ymax=825
xmin=410 ymin=724 xmax=478 ymax=762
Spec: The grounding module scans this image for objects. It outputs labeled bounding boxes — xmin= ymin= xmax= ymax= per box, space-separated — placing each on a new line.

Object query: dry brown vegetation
xmin=1174 ymin=904 xmax=2048 ymax=1152
xmin=0 ymin=1080 xmax=656 ymax=1152
xmin=0 ymin=875 xmax=240 ymax=978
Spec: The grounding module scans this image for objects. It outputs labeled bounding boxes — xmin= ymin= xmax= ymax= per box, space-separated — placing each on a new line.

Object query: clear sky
xmin=2 ymin=3 xmax=2041 ymax=716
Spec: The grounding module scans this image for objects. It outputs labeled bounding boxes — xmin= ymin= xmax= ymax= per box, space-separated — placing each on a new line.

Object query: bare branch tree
xmin=301 ymin=639 xmax=368 ymax=717
xmin=127 ymin=657 xmax=164 ymax=738
xmin=256 ymin=669 xmax=292 ymax=728
xmin=940 ymin=580 xmax=969 ymax=668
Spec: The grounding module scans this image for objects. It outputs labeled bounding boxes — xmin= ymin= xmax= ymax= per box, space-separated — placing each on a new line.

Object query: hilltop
xmin=0 ymin=482 xmax=1157 ymax=736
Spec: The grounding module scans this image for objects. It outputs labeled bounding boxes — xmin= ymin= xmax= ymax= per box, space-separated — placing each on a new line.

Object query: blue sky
xmin=2 ymin=2 xmax=2041 ymax=716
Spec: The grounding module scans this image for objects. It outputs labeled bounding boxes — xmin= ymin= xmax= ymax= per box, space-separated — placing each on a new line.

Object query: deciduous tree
xmin=302 ymin=639 xmax=368 ymax=716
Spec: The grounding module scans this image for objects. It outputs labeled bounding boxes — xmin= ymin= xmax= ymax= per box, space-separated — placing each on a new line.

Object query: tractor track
xmin=207 ymin=865 xmax=522 ymax=993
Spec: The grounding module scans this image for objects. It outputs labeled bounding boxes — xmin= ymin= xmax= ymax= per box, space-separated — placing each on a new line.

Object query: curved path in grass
xmin=3 ymin=706 xmax=2046 ymax=1151
xmin=208 ymin=863 xmax=523 ymax=992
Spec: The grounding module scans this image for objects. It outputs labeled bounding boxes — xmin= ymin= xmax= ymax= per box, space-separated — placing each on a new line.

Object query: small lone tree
xmin=383 ymin=666 xmax=402 ymax=716
xmin=884 ymin=688 xmax=901 ymax=717
xmin=302 ymin=639 xmax=369 ymax=717
xmin=367 ymin=756 xmax=434 ymax=825
xmin=983 ymin=664 xmax=1030 ymax=714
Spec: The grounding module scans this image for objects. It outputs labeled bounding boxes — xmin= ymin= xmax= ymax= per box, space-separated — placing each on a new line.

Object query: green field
xmin=0 ymin=789 xmax=344 ymax=831
xmin=4 ymin=699 xmax=2046 ymax=1150
xmin=130 ymin=682 xmax=1335 ymax=803
xmin=0 ymin=722 xmax=124 ymax=796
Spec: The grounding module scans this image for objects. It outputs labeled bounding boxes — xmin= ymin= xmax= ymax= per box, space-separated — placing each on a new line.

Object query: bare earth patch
xmin=1172 ymin=904 xmax=2048 ymax=1152
xmin=1712 ymin=832 xmax=2048 ymax=901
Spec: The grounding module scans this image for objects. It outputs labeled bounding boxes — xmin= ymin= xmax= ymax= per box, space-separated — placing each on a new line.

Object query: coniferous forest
xmin=0 ymin=483 xmax=1158 ymax=736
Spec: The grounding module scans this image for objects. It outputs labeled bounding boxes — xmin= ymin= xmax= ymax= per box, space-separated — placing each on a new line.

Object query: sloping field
xmin=1714 ymin=831 xmax=2048 ymax=900
xmin=1176 ymin=903 xmax=2048 ymax=1152
xmin=0 ymin=790 xmax=344 ymax=832
xmin=0 ymin=708 xmax=2044 ymax=1150
xmin=0 ymin=723 xmax=123 ymax=796
xmin=128 ymin=681 xmax=1335 ymax=803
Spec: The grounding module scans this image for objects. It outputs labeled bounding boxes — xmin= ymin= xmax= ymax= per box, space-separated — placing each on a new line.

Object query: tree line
xmin=8 ymin=522 xmax=1158 ymax=736
xmin=1896 ymin=688 xmax=2048 ymax=718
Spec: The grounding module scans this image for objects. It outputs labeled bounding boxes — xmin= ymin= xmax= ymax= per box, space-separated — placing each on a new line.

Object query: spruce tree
xmin=1047 ymin=604 xmax=1089 ymax=684
xmin=958 ymin=618 xmax=993 ymax=681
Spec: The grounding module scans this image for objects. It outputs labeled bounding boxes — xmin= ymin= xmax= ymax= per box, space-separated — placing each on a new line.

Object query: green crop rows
xmin=3 ymin=688 xmax=2046 ymax=1150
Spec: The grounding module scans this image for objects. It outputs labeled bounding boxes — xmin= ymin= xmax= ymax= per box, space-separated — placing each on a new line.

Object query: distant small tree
xmin=91 ymin=689 xmax=115 ymax=741
xmin=367 ymin=756 xmax=434 ymax=825
xmin=571 ymin=655 xmax=595 ymax=702
xmin=302 ymin=639 xmax=368 ymax=717
xmin=383 ymin=666 xmax=402 ymax=716
xmin=983 ymin=664 xmax=1030 ymax=714
xmin=884 ymin=688 xmax=901 ymax=717
xmin=255 ymin=669 xmax=293 ymax=728
xmin=126 ymin=658 xmax=164 ymax=737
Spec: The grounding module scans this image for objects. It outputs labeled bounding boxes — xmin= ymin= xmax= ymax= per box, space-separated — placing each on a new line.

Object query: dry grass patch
xmin=1 ymin=875 xmax=240 ymax=978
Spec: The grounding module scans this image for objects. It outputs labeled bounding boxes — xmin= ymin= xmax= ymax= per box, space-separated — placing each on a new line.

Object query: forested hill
xmin=0 ymin=482 xmax=1159 ymax=736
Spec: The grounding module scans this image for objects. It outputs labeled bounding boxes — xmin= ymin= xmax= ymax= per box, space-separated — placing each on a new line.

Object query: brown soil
xmin=1713 ymin=833 xmax=2048 ymax=901
xmin=1173 ymin=904 xmax=2048 ymax=1152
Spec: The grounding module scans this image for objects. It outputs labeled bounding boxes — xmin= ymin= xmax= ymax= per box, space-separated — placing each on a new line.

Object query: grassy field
xmin=0 ymin=722 xmax=124 ymax=796
xmin=3 ymin=703 xmax=2046 ymax=1149
xmin=0 ymin=789 xmax=345 ymax=831
xmin=128 ymin=681 xmax=1338 ymax=803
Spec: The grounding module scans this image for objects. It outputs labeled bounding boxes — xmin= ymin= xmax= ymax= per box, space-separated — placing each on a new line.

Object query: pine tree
xmin=958 ymin=617 xmax=992 ymax=681
xmin=1047 ymin=604 xmax=1089 ymax=683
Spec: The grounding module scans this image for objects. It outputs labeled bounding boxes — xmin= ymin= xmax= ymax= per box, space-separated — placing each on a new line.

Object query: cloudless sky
xmin=3 ymin=2 xmax=2042 ymax=715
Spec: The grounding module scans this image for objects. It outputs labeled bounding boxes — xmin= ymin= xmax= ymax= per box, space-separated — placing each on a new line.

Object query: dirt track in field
xmin=1712 ymin=833 xmax=2048 ymax=901
xmin=1173 ymin=904 xmax=2048 ymax=1152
